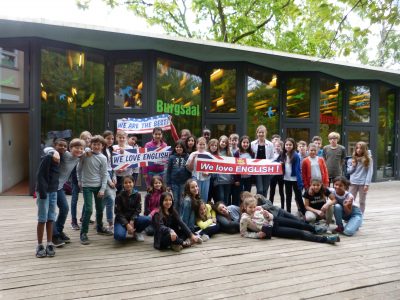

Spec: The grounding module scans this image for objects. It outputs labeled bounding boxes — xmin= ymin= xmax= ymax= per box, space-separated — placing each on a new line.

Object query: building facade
xmin=0 ymin=19 xmax=399 ymax=193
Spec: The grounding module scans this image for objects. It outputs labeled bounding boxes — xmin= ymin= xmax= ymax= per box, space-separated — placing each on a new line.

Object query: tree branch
xmin=216 ymin=0 xmax=228 ymax=42
xmin=231 ymin=0 xmax=291 ymax=44
xmin=322 ymin=0 xmax=364 ymax=58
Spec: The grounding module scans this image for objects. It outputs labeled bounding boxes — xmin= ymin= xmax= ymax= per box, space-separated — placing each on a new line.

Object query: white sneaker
xmin=200 ymin=234 xmax=210 ymax=242
xmin=134 ymin=232 xmax=145 ymax=242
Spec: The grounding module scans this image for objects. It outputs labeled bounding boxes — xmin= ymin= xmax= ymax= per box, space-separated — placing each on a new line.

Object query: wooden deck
xmin=0 ymin=181 xmax=400 ymax=299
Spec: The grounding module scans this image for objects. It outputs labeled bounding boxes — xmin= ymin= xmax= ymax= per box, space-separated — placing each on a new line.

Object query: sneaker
xmin=325 ymin=234 xmax=340 ymax=245
xmin=171 ymin=244 xmax=183 ymax=252
xmin=59 ymin=232 xmax=71 ymax=244
xmin=97 ymin=227 xmax=113 ymax=236
xmin=107 ymin=225 xmax=114 ymax=232
xmin=200 ymin=234 xmax=210 ymax=242
xmin=71 ymin=222 xmax=80 ymax=231
xmin=182 ymin=239 xmax=192 ymax=248
xmin=195 ymin=235 xmax=203 ymax=244
xmin=35 ymin=244 xmax=46 ymax=258
xmin=333 ymin=225 xmax=344 ymax=234
xmin=46 ymin=244 xmax=56 ymax=257
xmin=80 ymin=233 xmax=90 ymax=245
xmin=314 ymin=224 xmax=328 ymax=234
xmin=52 ymin=236 xmax=66 ymax=248
xmin=134 ymin=232 xmax=145 ymax=242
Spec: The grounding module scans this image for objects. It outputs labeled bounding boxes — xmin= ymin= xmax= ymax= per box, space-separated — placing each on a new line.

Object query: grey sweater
xmin=347 ymin=158 xmax=373 ymax=186
xmin=43 ymin=148 xmax=81 ymax=190
xmin=77 ymin=152 xmax=108 ymax=193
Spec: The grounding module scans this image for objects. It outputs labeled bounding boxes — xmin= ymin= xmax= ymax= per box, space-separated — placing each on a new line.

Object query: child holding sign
xmin=143 ymin=127 xmax=168 ymax=188
xmin=113 ymin=130 xmax=134 ymax=194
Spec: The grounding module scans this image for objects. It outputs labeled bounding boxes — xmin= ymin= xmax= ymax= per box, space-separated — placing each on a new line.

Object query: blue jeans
xmin=37 ymin=192 xmax=57 ymax=222
xmin=171 ymin=183 xmax=185 ymax=213
xmin=197 ymin=178 xmax=210 ymax=203
xmin=114 ymin=216 xmax=151 ymax=241
xmin=334 ymin=204 xmax=363 ymax=236
xmin=256 ymin=175 xmax=271 ymax=198
xmin=103 ymin=195 xmax=114 ymax=223
xmin=216 ymin=184 xmax=232 ymax=205
xmin=53 ymin=189 xmax=69 ymax=237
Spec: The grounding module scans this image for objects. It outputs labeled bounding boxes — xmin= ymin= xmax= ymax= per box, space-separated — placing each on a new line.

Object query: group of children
xmin=35 ymin=125 xmax=372 ymax=256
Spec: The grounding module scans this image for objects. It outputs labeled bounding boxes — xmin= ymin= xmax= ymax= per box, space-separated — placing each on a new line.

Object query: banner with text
xmin=116 ymin=114 xmax=171 ymax=134
xmin=112 ymin=146 xmax=171 ymax=171
xmin=195 ymin=153 xmax=282 ymax=175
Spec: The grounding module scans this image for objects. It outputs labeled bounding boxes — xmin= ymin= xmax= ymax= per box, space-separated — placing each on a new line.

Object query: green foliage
xmin=77 ymin=0 xmax=400 ymax=68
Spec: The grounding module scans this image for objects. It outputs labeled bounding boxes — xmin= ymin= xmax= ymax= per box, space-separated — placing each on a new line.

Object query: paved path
xmin=0 ymin=181 xmax=399 ymax=299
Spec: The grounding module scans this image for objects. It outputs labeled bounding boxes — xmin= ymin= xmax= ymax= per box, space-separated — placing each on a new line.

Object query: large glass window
xmin=377 ymin=87 xmax=395 ymax=179
xmin=41 ymin=48 xmax=105 ymax=144
xmin=156 ymin=59 xmax=202 ymax=142
xmin=285 ymin=77 xmax=311 ymax=119
xmin=209 ymin=124 xmax=236 ymax=140
xmin=286 ymin=128 xmax=310 ymax=143
xmin=346 ymin=131 xmax=370 ymax=156
xmin=348 ymin=85 xmax=370 ymax=123
xmin=0 ymin=48 xmax=24 ymax=104
xmin=247 ymin=69 xmax=279 ymax=138
xmin=114 ymin=61 xmax=143 ymax=109
xmin=320 ymin=79 xmax=342 ymax=141
xmin=209 ymin=68 xmax=236 ymax=113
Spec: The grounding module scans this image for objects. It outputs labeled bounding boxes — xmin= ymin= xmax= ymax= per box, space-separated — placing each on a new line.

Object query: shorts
xmin=37 ymin=191 xmax=57 ymax=222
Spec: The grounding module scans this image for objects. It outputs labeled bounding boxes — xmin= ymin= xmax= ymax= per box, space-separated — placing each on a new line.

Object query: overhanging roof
xmin=1 ymin=17 xmax=400 ymax=87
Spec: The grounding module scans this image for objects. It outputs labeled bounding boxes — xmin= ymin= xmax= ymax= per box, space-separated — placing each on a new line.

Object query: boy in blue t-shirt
xmin=35 ymin=147 xmax=60 ymax=258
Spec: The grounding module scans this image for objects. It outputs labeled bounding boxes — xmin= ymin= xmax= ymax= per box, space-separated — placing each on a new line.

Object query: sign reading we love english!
xmin=195 ymin=153 xmax=282 ymax=175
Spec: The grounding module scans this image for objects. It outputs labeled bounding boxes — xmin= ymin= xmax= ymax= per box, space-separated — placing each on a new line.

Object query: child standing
xmin=282 ymin=138 xmax=305 ymax=215
xmin=114 ymin=175 xmax=151 ymax=242
xmin=102 ymin=130 xmax=117 ymax=231
xmin=297 ymin=140 xmax=308 ymax=166
xmin=303 ymin=178 xmax=335 ymax=225
xmin=323 ymin=132 xmax=346 ymax=184
xmin=269 ymin=140 xmax=285 ymax=207
xmin=35 ymin=147 xmax=60 ymax=257
xmin=229 ymin=133 xmax=241 ymax=206
xmin=185 ymin=135 xmax=196 ymax=154
xmin=347 ymin=141 xmax=373 ymax=213
xmin=143 ymin=127 xmax=168 ymax=188
xmin=214 ymin=135 xmax=233 ymax=205
xmin=331 ymin=176 xmax=363 ymax=236
xmin=153 ymin=192 xmax=201 ymax=252
xmin=236 ymin=135 xmax=254 ymax=193
xmin=113 ymin=130 xmax=134 ymax=194
xmin=251 ymin=125 xmax=274 ymax=197
xmin=78 ymin=135 xmax=112 ymax=245
xmin=166 ymin=140 xmax=192 ymax=213
xmin=301 ymin=142 xmax=329 ymax=190
xmin=311 ymin=136 xmax=324 ymax=157
xmin=186 ymin=137 xmax=211 ymax=202
xmin=194 ymin=201 xmax=220 ymax=241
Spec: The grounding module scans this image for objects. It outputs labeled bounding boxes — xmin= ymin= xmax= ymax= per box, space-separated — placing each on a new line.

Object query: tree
xmin=77 ymin=0 xmax=400 ymax=68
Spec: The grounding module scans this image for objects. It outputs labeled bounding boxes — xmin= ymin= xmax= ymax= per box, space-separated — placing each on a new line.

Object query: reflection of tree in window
xmin=41 ymin=48 xmax=104 ymax=141
xmin=247 ymin=69 xmax=279 ymax=137
xmin=114 ymin=62 xmax=143 ymax=109
xmin=349 ymin=85 xmax=370 ymax=123
xmin=156 ymin=59 xmax=202 ymax=144
xmin=210 ymin=68 xmax=236 ymax=113
xmin=319 ymin=79 xmax=342 ymax=140
xmin=286 ymin=78 xmax=310 ymax=119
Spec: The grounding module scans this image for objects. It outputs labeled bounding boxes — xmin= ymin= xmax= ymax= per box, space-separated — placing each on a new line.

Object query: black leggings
xmin=269 ymin=175 xmax=284 ymax=206
xmin=159 ymin=228 xmax=190 ymax=249
xmin=198 ymin=223 xmax=220 ymax=237
xmin=284 ymin=180 xmax=305 ymax=214
xmin=272 ymin=215 xmax=326 ymax=243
